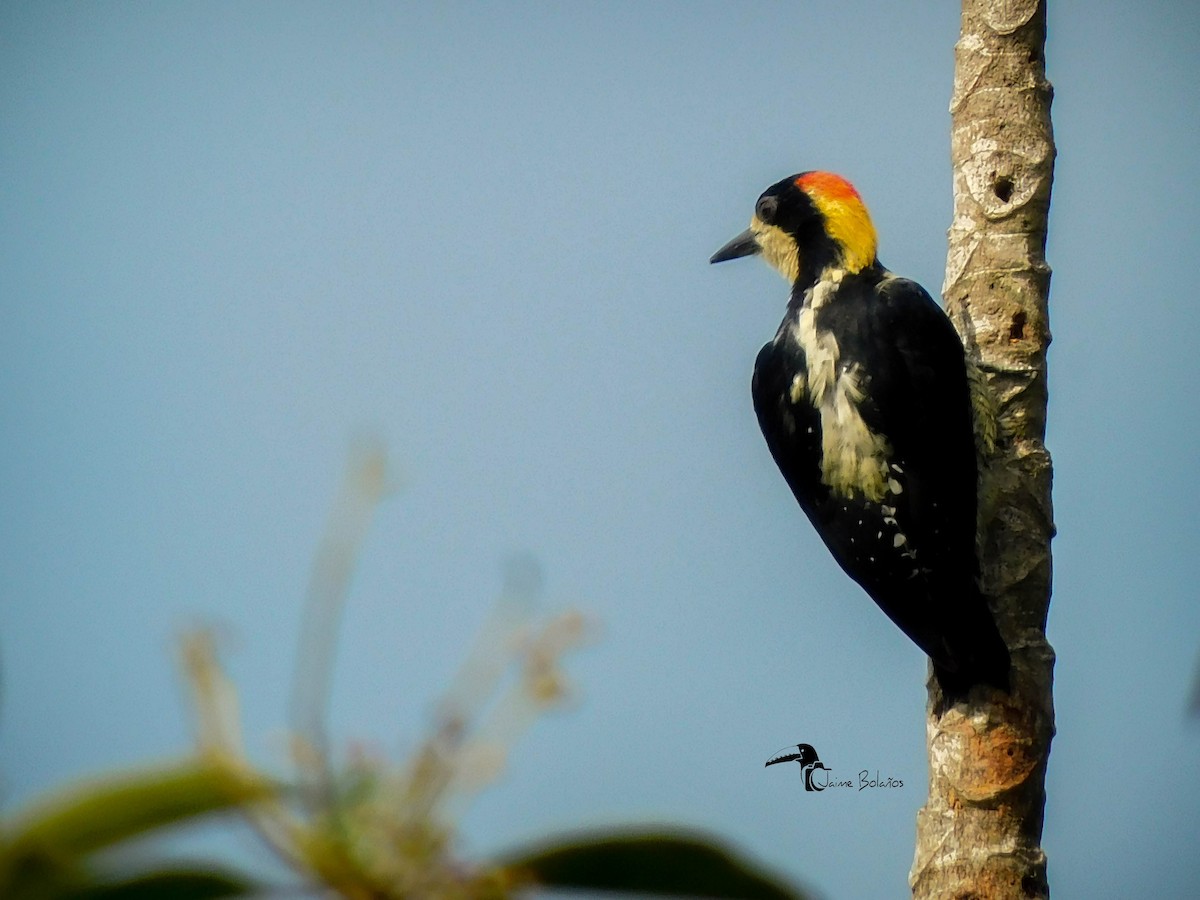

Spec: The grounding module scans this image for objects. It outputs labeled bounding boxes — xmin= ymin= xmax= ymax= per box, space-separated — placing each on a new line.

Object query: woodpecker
xmin=710 ymin=171 xmax=1009 ymax=702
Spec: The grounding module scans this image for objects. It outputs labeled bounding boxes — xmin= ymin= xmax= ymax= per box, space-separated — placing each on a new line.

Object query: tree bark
xmin=910 ymin=2 xmax=1056 ymax=898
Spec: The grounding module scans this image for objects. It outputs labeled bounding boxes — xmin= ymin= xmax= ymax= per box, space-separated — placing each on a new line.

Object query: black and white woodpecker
xmin=710 ymin=171 xmax=1009 ymax=701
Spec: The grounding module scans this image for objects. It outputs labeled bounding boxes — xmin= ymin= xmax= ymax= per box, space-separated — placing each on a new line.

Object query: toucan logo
xmin=765 ymin=743 xmax=842 ymax=791
xmin=766 ymin=743 xmax=905 ymax=793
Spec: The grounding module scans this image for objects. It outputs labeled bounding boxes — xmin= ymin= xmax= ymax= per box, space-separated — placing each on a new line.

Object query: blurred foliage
xmin=0 ymin=758 xmax=267 ymax=899
xmin=501 ymin=830 xmax=801 ymax=899
xmin=3 ymin=447 xmax=808 ymax=899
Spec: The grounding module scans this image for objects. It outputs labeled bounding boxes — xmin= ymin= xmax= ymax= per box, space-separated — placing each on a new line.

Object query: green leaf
xmin=499 ymin=828 xmax=808 ymax=899
xmin=68 ymin=865 xmax=257 ymax=900
xmin=0 ymin=842 xmax=90 ymax=900
xmin=2 ymin=757 xmax=272 ymax=860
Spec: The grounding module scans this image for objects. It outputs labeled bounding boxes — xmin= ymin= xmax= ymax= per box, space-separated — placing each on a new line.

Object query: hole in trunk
xmin=994 ymin=175 xmax=1015 ymax=203
xmin=1009 ymin=311 xmax=1027 ymax=342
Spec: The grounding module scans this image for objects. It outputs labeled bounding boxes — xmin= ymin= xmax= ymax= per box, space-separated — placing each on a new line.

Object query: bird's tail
xmin=931 ymin=593 xmax=1011 ymax=710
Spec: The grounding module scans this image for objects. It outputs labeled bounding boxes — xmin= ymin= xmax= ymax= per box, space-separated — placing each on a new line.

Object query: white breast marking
xmin=790 ymin=274 xmax=891 ymax=501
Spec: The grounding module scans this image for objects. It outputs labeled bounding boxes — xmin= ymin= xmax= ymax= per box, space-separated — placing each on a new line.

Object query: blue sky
xmin=3 ymin=2 xmax=1199 ymax=897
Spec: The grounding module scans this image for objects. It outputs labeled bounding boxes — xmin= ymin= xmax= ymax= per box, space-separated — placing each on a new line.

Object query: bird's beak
xmin=764 ymin=751 xmax=803 ymax=768
xmin=709 ymin=228 xmax=760 ymax=264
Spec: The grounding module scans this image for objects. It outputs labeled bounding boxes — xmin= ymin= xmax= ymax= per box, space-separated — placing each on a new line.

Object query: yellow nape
xmin=797 ymin=173 xmax=878 ymax=274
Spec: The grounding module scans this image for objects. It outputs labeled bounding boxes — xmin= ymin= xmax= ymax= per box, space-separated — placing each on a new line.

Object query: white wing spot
xmin=888 ymin=478 xmax=903 ymax=494
xmin=789 ymin=374 xmax=806 ymax=404
xmin=893 ymin=533 xmax=908 ymax=548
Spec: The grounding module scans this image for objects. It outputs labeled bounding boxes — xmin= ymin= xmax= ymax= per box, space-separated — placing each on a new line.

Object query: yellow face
xmin=750 ymin=215 xmax=800 ymax=283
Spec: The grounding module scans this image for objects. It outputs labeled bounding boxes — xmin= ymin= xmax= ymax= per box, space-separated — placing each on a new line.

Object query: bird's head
xmin=710 ymin=171 xmax=878 ymax=286
xmin=765 ymin=743 xmax=822 ymax=768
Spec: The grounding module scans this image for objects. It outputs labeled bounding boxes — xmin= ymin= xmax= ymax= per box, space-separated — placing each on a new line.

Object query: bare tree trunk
xmin=910 ymin=2 xmax=1056 ymax=898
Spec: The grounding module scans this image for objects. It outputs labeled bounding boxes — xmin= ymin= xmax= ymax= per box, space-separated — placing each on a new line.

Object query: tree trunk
xmin=910 ymin=2 xmax=1056 ymax=898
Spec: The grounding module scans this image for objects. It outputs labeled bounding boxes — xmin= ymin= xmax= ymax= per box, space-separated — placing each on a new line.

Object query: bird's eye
xmin=755 ymin=195 xmax=778 ymax=224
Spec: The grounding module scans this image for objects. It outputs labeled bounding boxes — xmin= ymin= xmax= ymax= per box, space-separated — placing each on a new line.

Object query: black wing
xmin=854 ymin=276 xmax=979 ymax=591
xmin=857 ymin=276 xmax=1008 ymax=691
xmin=751 ymin=333 xmax=825 ymax=516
